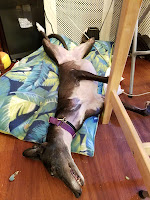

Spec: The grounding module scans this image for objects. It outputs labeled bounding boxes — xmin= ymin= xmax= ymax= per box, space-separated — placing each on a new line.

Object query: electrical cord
xmin=59 ymin=7 xmax=110 ymax=66
xmin=123 ymin=91 xmax=150 ymax=97
xmin=99 ymin=0 xmax=114 ymax=33
xmin=44 ymin=0 xmax=114 ymax=37
xmin=43 ymin=2 xmax=150 ymax=97
xmin=43 ymin=1 xmax=114 ymax=66
xmin=44 ymin=9 xmax=54 ymax=34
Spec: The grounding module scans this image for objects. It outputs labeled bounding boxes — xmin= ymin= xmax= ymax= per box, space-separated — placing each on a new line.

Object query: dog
xmin=23 ymin=23 xmax=150 ymax=198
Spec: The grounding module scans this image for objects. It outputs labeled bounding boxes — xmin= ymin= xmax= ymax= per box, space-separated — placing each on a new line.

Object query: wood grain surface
xmin=0 ymin=57 xmax=150 ymax=200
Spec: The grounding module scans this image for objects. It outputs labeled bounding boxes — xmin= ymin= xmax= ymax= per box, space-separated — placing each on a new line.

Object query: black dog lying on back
xmin=23 ymin=23 xmax=150 ymax=198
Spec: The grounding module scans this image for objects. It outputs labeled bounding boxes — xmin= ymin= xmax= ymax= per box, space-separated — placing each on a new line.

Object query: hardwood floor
xmin=0 ymin=57 xmax=149 ymax=200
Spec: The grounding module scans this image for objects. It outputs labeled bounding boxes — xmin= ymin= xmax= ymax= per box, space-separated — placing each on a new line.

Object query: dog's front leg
xmin=122 ymin=101 xmax=150 ymax=116
xmin=71 ymin=68 xmax=109 ymax=83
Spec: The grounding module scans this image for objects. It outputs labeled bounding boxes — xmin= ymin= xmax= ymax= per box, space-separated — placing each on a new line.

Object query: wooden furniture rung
xmin=102 ymin=0 xmax=150 ymax=197
xmin=143 ymin=143 xmax=150 ymax=156
xmin=102 ymin=0 xmax=142 ymax=124
xmin=110 ymin=90 xmax=150 ymax=194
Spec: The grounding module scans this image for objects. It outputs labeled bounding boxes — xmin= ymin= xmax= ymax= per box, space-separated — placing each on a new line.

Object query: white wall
xmin=44 ymin=0 xmax=57 ymax=35
xmin=43 ymin=0 xmax=150 ymax=43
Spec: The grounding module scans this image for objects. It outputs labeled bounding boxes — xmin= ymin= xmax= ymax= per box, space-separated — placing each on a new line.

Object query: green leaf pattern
xmin=0 ymin=36 xmax=113 ymax=157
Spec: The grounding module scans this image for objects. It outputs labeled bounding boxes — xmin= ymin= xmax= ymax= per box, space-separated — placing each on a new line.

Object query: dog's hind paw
xmin=144 ymin=101 xmax=150 ymax=116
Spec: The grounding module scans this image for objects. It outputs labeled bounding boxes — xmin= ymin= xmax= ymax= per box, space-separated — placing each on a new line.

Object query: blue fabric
xmin=0 ymin=35 xmax=113 ymax=156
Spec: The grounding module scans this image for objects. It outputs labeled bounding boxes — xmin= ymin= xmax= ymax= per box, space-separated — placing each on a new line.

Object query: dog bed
xmin=0 ymin=35 xmax=113 ymax=157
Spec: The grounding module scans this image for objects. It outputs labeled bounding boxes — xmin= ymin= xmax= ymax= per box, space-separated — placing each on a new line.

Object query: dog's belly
xmin=75 ymin=59 xmax=97 ymax=75
xmin=69 ymin=80 xmax=103 ymax=124
xmin=72 ymin=59 xmax=98 ymax=100
xmin=66 ymin=59 xmax=103 ymax=125
xmin=71 ymin=80 xmax=98 ymax=102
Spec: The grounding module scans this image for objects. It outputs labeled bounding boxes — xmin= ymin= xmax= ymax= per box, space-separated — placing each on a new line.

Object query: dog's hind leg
xmin=71 ymin=69 xmax=150 ymax=117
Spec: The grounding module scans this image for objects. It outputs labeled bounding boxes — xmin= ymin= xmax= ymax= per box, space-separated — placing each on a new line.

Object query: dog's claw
xmin=144 ymin=101 xmax=150 ymax=116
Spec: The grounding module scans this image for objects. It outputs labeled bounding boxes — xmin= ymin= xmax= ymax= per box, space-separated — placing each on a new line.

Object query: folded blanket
xmin=0 ymin=35 xmax=113 ymax=156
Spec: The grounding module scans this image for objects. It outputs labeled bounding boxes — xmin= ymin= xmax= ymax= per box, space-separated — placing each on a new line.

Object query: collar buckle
xmin=57 ymin=117 xmax=67 ymax=122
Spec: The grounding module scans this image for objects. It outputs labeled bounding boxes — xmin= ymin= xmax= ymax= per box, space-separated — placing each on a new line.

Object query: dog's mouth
xmin=70 ymin=168 xmax=84 ymax=186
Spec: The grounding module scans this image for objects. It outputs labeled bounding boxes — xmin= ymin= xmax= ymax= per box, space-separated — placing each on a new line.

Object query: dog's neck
xmin=47 ymin=124 xmax=73 ymax=154
xmin=47 ymin=110 xmax=82 ymax=154
xmin=58 ymin=127 xmax=73 ymax=154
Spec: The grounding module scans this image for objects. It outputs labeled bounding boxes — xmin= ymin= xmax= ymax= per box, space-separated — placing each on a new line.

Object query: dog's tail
xmin=36 ymin=22 xmax=45 ymax=33
xmin=36 ymin=22 xmax=68 ymax=50
xmin=36 ymin=22 xmax=49 ymax=40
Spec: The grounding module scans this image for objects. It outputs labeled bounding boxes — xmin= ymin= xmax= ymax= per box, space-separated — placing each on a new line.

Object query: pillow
xmin=0 ymin=35 xmax=113 ymax=157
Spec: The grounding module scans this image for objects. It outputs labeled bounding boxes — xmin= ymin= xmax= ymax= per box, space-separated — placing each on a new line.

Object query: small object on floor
xmin=125 ymin=176 xmax=130 ymax=180
xmin=9 ymin=171 xmax=20 ymax=182
xmin=0 ymin=52 xmax=11 ymax=69
xmin=138 ymin=190 xmax=150 ymax=199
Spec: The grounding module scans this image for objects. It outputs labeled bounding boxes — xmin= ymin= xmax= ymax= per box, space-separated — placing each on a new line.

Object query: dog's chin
xmin=69 ymin=168 xmax=84 ymax=198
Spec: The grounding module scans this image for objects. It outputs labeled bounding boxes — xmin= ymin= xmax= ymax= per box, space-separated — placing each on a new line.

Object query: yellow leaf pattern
xmin=0 ymin=35 xmax=113 ymax=157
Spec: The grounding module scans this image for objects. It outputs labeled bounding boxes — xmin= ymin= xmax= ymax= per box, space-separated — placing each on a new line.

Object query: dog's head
xmin=23 ymin=139 xmax=84 ymax=198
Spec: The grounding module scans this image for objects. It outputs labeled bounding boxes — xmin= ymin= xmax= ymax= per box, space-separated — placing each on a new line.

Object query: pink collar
xmin=49 ymin=117 xmax=76 ymax=138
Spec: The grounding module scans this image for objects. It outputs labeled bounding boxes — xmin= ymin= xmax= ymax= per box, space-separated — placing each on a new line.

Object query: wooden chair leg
xmin=111 ymin=91 xmax=150 ymax=196
xmin=101 ymin=0 xmax=150 ymax=198
xmin=102 ymin=0 xmax=142 ymax=124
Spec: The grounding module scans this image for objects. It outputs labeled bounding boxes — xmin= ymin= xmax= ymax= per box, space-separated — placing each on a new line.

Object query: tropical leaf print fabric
xmin=0 ymin=35 xmax=113 ymax=156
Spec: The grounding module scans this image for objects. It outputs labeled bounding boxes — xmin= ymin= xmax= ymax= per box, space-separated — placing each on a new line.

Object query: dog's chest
xmin=67 ymin=80 xmax=101 ymax=125
xmin=75 ymin=59 xmax=97 ymax=75
xmin=71 ymin=60 xmax=98 ymax=102
xmin=70 ymin=80 xmax=98 ymax=103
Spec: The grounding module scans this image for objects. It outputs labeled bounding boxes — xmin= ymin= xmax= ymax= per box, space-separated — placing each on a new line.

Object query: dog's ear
xmin=23 ymin=142 xmax=48 ymax=160
xmin=42 ymin=37 xmax=95 ymax=65
xmin=71 ymin=37 xmax=95 ymax=59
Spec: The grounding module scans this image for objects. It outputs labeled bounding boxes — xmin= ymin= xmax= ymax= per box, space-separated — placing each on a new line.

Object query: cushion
xmin=0 ymin=35 xmax=113 ymax=157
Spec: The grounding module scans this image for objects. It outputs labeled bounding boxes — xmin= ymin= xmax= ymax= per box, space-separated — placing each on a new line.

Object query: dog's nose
xmin=74 ymin=189 xmax=82 ymax=198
